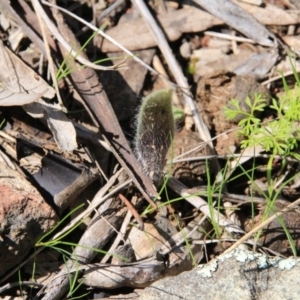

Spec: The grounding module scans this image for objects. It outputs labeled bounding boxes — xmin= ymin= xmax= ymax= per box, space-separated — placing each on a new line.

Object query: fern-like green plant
xmin=225 ymin=86 xmax=300 ymax=160
xmin=224 ymin=68 xmax=300 ymax=256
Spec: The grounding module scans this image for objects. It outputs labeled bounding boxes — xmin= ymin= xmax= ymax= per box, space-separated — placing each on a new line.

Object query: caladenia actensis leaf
xmin=134 ymin=89 xmax=174 ymax=186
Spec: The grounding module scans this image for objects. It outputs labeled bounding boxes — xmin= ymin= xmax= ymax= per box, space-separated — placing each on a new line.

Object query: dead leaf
xmin=43 ymin=102 xmax=78 ymax=151
xmin=234 ymin=48 xmax=278 ymax=77
xmin=99 ymin=6 xmax=223 ymax=52
xmin=283 ymin=36 xmax=300 ymax=52
xmin=0 ymin=39 xmax=55 ymax=100
xmin=190 ymin=0 xmax=276 ymax=47
xmin=0 ymin=88 xmax=47 ymax=106
xmin=24 ymin=101 xmax=78 ymax=151
xmin=236 ymin=1 xmax=300 ymax=25
xmin=0 ymin=39 xmax=78 ymax=151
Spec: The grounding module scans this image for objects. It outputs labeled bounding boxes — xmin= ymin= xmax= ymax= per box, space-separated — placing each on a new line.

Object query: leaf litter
xmin=0 ymin=0 xmax=300 ymax=299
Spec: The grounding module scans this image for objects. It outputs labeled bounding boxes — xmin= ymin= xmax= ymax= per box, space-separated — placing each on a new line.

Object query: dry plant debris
xmin=0 ymin=0 xmax=300 ymax=299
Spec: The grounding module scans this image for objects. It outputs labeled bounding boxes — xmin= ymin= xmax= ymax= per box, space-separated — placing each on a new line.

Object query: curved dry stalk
xmin=31 ymin=0 xmax=63 ymax=107
xmin=41 ymin=0 xmax=171 ymax=84
xmin=32 ymin=0 xmax=118 ymax=71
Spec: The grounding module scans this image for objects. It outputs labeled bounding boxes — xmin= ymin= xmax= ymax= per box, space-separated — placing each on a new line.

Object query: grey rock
xmin=139 ymin=249 xmax=300 ymax=300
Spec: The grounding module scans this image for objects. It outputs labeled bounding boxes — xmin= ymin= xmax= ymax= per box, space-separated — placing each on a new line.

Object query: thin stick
xmin=223 ymin=197 xmax=300 ymax=254
xmin=204 ymin=31 xmax=256 ymax=44
xmin=119 ymin=194 xmax=144 ymax=230
xmin=31 ymin=0 xmax=64 ymax=107
xmin=262 ymin=68 xmax=300 ymax=85
xmin=41 ymin=0 xmax=171 ymax=83
xmin=33 ymin=0 xmax=118 ymax=71
xmin=0 ymin=281 xmax=43 ymax=293
xmin=101 ymin=208 xmax=132 ymax=263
